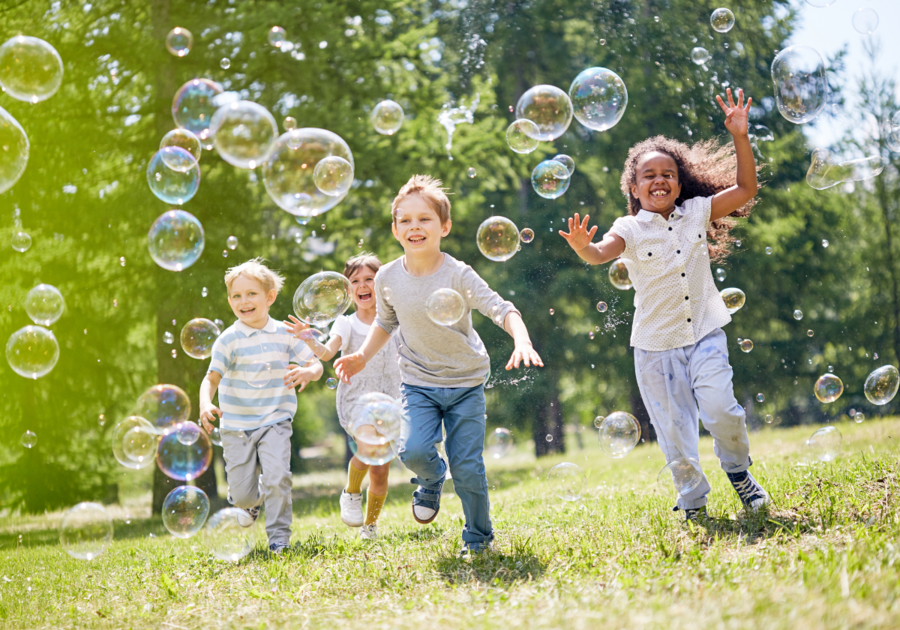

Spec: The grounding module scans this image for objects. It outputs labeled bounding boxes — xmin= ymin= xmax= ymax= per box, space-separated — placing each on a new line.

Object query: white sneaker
xmin=340 ymin=490 xmax=364 ymax=527
xmin=360 ymin=524 xmax=378 ymax=540
xmin=236 ymin=505 xmax=260 ymax=528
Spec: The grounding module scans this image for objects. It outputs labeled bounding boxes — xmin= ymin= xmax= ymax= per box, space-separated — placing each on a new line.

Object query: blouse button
xmin=648 ymin=252 xmax=652 ymax=256
xmin=676 ymin=249 xmax=681 ymax=254
xmin=687 ymin=318 xmax=692 ymax=322
xmin=668 ymin=227 xmax=672 ymax=231
xmin=685 ymin=296 xmax=689 ymax=300
xmin=681 ymin=273 xmax=685 ymax=277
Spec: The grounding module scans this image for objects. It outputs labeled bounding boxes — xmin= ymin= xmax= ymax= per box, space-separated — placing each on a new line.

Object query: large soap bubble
xmin=165 ymin=27 xmax=193 ymax=57
xmin=608 ymin=259 xmax=632 ymax=290
xmin=814 ymin=373 xmax=843 ymax=403
xmin=162 ymin=486 xmax=210 ymax=538
xmin=262 ymin=128 xmax=354 ymax=218
xmin=657 ymin=457 xmax=704 ymax=496
xmin=506 ymin=119 xmax=541 ymax=154
xmin=852 ymin=8 xmax=879 ymax=35
xmin=157 ymin=422 xmax=212 ymax=481
xmin=426 ymin=288 xmax=466 ymax=326
xmin=204 ymin=508 xmax=255 ymax=561
xmin=568 ymin=67 xmax=628 ymax=132
xmin=477 ymin=216 xmax=520 ymax=262
xmin=805 ymin=426 xmax=841 ymax=462
xmin=59 ymin=502 xmax=113 ymax=561
xmin=292 ymin=271 xmax=353 ymax=326
xmin=515 ymin=85 xmax=573 ymax=141
xmin=313 ymin=156 xmax=353 ymax=197
xmin=371 ymin=100 xmax=404 ymax=135
xmin=172 ymin=78 xmax=224 ymax=141
xmin=547 ymin=462 xmax=585 ymax=501
xmin=710 ymin=8 xmax=735 ymax=33
xmin=597 ymin=411 xmax=641 ymax=458
xmin=486 ymin=427 xmax=513 ymax=459
xmin=180 ymin=318 xmax=220 ymax=360
xmin=160 ymin=128 xmax=201 ymax=165
xmin=770 ymin=46 xmax=827 ymax=125
xmin=720 ymin=287 xmax=746 ymax=314
xmin=531 ymin=160 xmax=570 ymax=199
xmin=146 ymin=147 xmax=200 ymax=205
xmin=806 ymin=149 xmax=885 ymax=190
xmin=349 ymin=394 xmax=403 ymax=466
xmin=864 ymin=365 xmax=900 ymax=405
xmin=24 ymin=284 xmax=65 ymax=326
xmin=136 ymin=384 xmax=191 ymax=434
xmin=0 ymin=106 xmax=28 ymax=194
xmin=210 ymin=100 xmax=278 ymax=169
xmin=147 ymin=210 xmax=205 ymax=272
xmin=6 ymin=325 xmax=59 ymax=379
xmin=0 ymin=36 xmax=64 ymax=103
xmin=111 ymin=415 xmax=158 ymax=469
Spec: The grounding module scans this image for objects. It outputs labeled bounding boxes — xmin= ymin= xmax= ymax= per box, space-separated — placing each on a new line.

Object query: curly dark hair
xmin=618 ymin=136 xmax=759 ymax=262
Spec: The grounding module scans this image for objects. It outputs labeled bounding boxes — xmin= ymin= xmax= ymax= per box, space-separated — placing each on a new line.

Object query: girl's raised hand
xmin=284 ymin=314 xmax=310 ymax=338
xmin=716 ymin=88 xmax=752 ymax=137
xmin=559 ymin=213 xmax=598 ymax=252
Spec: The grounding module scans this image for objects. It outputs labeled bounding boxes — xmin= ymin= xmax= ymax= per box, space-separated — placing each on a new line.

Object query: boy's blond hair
xmin=391 ymin=175 xmax=452 ymax=225
xmin=224 ymin=258 xmax=285 ymax=294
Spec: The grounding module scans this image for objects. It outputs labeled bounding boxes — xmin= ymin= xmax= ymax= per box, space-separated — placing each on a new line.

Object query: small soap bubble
xmin=313 ymin=156 xmax=354 ymax=197
xmin=549 ymin=308 xmax=555 ymax=315
xmin=822 ymin=239 xmax=829 ymax=248
xmin=165 ymin=28 xmax=193 ymax=57
xmin=20 ymin=430 xmax=37 ymax=449
xmin=545 ymin=434 xmax=553 ymax=442
xmin=146 ymin=147 xmax=200 ymax=204
xmin=11 ymin=231 xmax=32 ymax=252
xmin=293 ymin=271 xmax=353 ymax=326
xmin=715 ymin=268 xmax=726 ymax=282
xmin=201 ymin=287 xmax=208 ymax=297
xmin=588 ymin=331 xmax=594 ymax=339
xmin=771 ymin=46 xmax=827 ymax=124
xmin=163 ymin=331 xmax=174 ymax=344
xmin=172 ymin=78 xmax=224 ymax=141
xmin=157 ymin=423 xmax=212 ymax=481
xmin=119 ymin=257 xmax=126 ymax=267
xmin=59 ymin=502 xmax=113 ymax=561
xmin=766 ymin=246 xmax=772 ymax=255
xmin=226 ymin=236 xmax=238 ymax=250
xmin=739 ymin=339 xmax=754 ymax=353
xmin=162 ymin=486 xmax=209 ymax=538
xmin=6 ymin=325 xmax=59 ymax=379
xmin=209 ymin=427 xmax=222 ymax=446
xmin=506 ymin=119 xmax=541 ymax=154
xmin=283 ymin=116 xmax=297 ymax=131
xmin=864 ymin=365 xmax=899 ymax=405
xmin=222 ymin=250 xmax=228 ymax=258
xmin=852 ymin=8 xmax=879 ymax=35
xmin=568 ymin=68 xmax=628 ymax=132
xmin=735 ymin=240 xmax=742 ymax=248
xmin=657 ymin=457 xmax=704 ymax=497
xmin=210 ymin=101 xmax=278 ymax=169
xmin=596 ymin=301 xmax=608 ymax=313
xmin=326 ymin=377 xmax=338 ymax=390
xmin=485 ymin=428 xmax=513 ymax=459
xmin=371 ymin=100 xmax=404 ymax=135
xmin=691 ymin=47 xmax=711 ymax=65
xmin=814 ymin=373 xmax=843 ymax=403
xmin=710 ymin=8 xmax=735 ymax=33
xmin=477 ymin=216 xmax=520 ymax=262
xmin=519 ymin=228 xmax=534 ymax=243
xmin=531 ymin=160 xmax=570 ymax=199
xmin=807 ymin=329 xmax=814 ymax=337
xmin=792 ymin=309 xmax=803 ymax=321
xmin=805 ymin=426 xmax=841 ymax=461
xmin=516 ymin=84 xmax=573 ymax=140
xmin=148 ymin=210 xmax=205 ymax=272
xmin=176 ymin=421 xmax=201 ymax=446
xmin=181 ymin=318 xmax=220 ymax=359
xmin=609 ymin=259 xmax=632 ymax=290
xmin=220 ymin=57 xmax=231 ymax=69
xmin=426 ymin=288 xmax=466 ymax=326
xmin=764 ymin=414 xmax=773 ymax=424
xmin=171 ymin=349 xmax=178 ymax=359
xmin=551 ymin=154 xmax=575 ymax=177
xmin=24 ymin=284 xmax=65 ymax=326
xmin=597 ymin=412 xmax=640 ymax=458
xmin=547 ymin=463 xmax=585 ymax=501
xmin=757 ymin=393 xmax=765 ymax=402
xmin=0 ymin=36 xmax=64 ymax=103
xmin=467 ymin=167 xmax=476 ymax=178
xmin=720 ymin=287 xmax=746 ymax=314
xmin=268 ymin=26 xmax=287 ymax=48
xmin=593 ymin=416 xmax=605 ymax=428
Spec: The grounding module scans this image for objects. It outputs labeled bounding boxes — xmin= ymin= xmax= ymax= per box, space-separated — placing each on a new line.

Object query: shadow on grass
xmin=688 ymin=505 xmax=826 ymax=545
xmin=432 ymin=535 xmax=547 ymax=585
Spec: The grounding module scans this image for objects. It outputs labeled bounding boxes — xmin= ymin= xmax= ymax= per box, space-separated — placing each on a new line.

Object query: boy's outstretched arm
xmin=199 ymin=372 xmax=222 ymax=433
xmin=502 ymin=312 xmax=544 ymax=370
xmin=559 ymin=213 xmax=625 ymax=265
xmin=711 ymin=88 xmax=758 ymax=221
xmin=333 ymin=324 xmax=392 ymax=383
xmin=284 ymin=360 xmax=323 ymax=392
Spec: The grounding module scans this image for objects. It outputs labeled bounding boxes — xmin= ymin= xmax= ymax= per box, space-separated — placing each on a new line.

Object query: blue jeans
xmin=399 ymin=384 xmax=493 ymax=546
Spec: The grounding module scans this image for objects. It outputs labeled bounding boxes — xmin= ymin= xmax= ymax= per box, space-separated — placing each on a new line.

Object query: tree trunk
xmin=629 ymin=388 xmax=657 ymax=445
xmin=875 ymin=168 xmax=900 ymax=366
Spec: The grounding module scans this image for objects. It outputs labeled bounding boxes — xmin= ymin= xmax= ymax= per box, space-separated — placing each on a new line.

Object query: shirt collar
xmin=235 ymin=316 xmax=277 ymax=336
xmin=636 ymin=204 xmax=686 ymax=222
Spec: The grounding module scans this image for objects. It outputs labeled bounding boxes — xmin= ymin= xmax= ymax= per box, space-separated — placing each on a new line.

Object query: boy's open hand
xmin=559 ymin=213 xmax=598 ymax=252
xmin=284 ymin=314 xmax=311 ymax=337
xmin=199 ymin=404 xmax=221 ymax=433
xmin=334 ymin=352 xmax=367 ymax=384
xmin=716 ymin=88 xmax=751 ymax=137
xmin=506 ymin=343 xmax=544 ymax=371
xmin=284 ymin=364 xmax=313 ymax=391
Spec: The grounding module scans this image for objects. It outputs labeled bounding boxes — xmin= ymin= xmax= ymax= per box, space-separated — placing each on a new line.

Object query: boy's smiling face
xmin=228 ymin=275 xmax=276 ymax=329
xmin=630 ymin=151 xmax=683 ymax=215
xmin=391 ymin=193 xmax=451 ymax=255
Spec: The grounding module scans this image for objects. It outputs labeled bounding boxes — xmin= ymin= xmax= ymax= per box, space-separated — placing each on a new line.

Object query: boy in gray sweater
xmin=334 ymin=175 xmax=543 ymax=555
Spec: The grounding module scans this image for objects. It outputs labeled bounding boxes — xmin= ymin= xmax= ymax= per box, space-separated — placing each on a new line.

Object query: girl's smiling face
xmin=630 ymin=151 xmax=683 ymax=215
xmin=348 ymin=265 xmax=377 ymax=311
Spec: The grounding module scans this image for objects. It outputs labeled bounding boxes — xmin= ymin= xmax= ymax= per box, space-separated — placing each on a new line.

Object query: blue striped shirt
xmin=207 ymin=317 xmax=314 ymax=431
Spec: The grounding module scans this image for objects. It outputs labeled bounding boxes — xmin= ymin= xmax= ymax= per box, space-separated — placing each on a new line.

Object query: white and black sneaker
xmin=340 ymin=490 xmax=364 ymax=527
xmin=236 ymin=505 xmax=260 ymax=527
xmin=726 ymin=470 xmax=770 ymax=510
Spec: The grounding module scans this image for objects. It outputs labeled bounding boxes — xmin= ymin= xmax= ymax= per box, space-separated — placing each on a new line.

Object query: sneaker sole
xmin=341 ymin=516 xmax=364 ymax=528
xmin=412 ymin=504 xmax=439 ymax=524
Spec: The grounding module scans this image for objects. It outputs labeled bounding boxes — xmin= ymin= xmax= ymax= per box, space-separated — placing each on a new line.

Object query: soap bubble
xmin=292 ymin=271 xmax=353 ymax=326
xmin=262 ymin=128 xmax=354 ymax=217
xmin=608 ymin=259 xmax=632 ymax=290
xmin=147 ymin=210 xmax=205 ymax=272
xmin=691 ymin=47 xmax=711 ymax=65
xmin=593 ymin=416 xmax=605 ymax=428
xmin=165 ymin=28 xmax=193 ymax=57
xmin=854 ymin=412 xmax=865 ymax=423
xmin=805 ymin=426 xmax=841 ymax=462
xmin=852 ymin=8 xmax=878 ymax=35
xmin=268 ymin=26 xmax=287 ymax=48
xmin=246 ymin=360 xmax=274 ymax=389
xmin=476 ymin=216 xmax=520 ymax=262
xmin=486 ymin=428 xmax=513 ymax=459
xmin=11 ymin=231 xmax=31 ymax=252
xmin=59 ymin=502 xmax=113 ymax=561
xmin=793 ymin=309 xmax=803 ymax=320
xmin=180 ymin=318 xmax=220 ymax=360
xmin=531 ymin=160 xmax=570 ymax=199
xmin=204 ymin=508 xmax=255 ymax=562
xmin=806 ymin=149 xmax=885 ymax=190
xmin=24 ymin=284 xmax=65 ymax=326
xmin=111 ymin=415 xmax=158 ymax=469
xmin=136 ymin=384 xmax=191 ymax=434
xmin=160 ymin=129 xmax=201 ymax=165
xmin=214 ymin=318 xmax=224 ymax=331
xmin=505 ymin=119 xmax=541 ymax=154
xmin=172 ymin=78 xmax=224 ymax=141
xmin=519 ymin=228 xmax=534 ymax=243
xmin=349 ymin=395 xmax=402 ymax=466
xmin=764 ymin=414 xmax=773 ymax=424
xmin=657 ymin=458 xmax=704 ymax=496
xmin=220 ymin=58 xmax=231 ymax=69
xmin=6 ymin=325 xmax=59 ymax=379
xmin=807 ymin=330 xmax=814 ymax=337
xmin=814 ymin=373 xmax=843 ymax=403
xmin=770 ymin=46 xmax=827 ymax=125
xmin=209 ymin=427 xmax=222 ymax=446
xmin=146 ymin=147 xmax=200 ymax=204
xmin=551 ymin=154 xmax=575 ymax=177
xmin=426 ymin=288 xmax=466 ymax=326
xmin=162 ymin=486 xmax=209 ymax=538
xmin=0 ymin=106 xmax=29 ymax=194
xmin=20 ymin=430 xmax=37 ymax=449
xmin=765 ymin=247 xmax=773 ymax=255
xmin=371 ymin=100 xmax=404 ymax=135
xmin=757 ymin=393 xmax=765 ymax=402
xmin=515 ymin=85 xmax=573 ymax=141
xmin=805 ymin=0 xmax=836 ymax=5
xmin=739 ymin=339 xmax=753 ymax=352
xmin=720 ymin=287 xmax=746 ymax=314
xmin=864 ymin=365 xmax=899 ymax=405
xmin=547 ymin=462 xmax=585 ymax=501
xmin=710 ymin=8 xmax=735 ymax=33
xmin=325 ymin=377 xmax=337 ymax=390
xmin=157 ymin=422 xmax=212 ymax=481
xmin=176 ymin=421 xmax=201 ymax=446
xmin=568 ymin=67 xmax=628 ymax=132
xmin=597 ymin=412 xmax=641 ymax=459
xmin=597 ymin=301 xmax=608 ymax=312
xmin=0 ymin=36 xmax=64 ymax=103
xmin=283 ymin=116 xmax=297 ymax=130
xmin=313 ymin=156 xmax=353 ymax=197
xmin=210 ymin=101 xmax=277 ymax=169
xmin=226 ymin=236 xmax=238 ymax=250
xmin=715 ymin=268 xmax=726 ymax=282
xmin=467 ymin=167 xmax=476 ymax=178
xmin=163 ymin=331 xmax=174 ymax=344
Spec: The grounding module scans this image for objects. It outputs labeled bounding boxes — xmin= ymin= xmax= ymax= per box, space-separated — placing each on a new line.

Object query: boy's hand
xmin=505 ymin=343 xmax=544 ymax=371
xmin=559 ymin=213 xmax=598 ymax=252
xmin=199 ymin=404 xmax=222 ymax=433
xmin=334 ymin=352 xmax=367 ymax=384
xmin=716 ymin=88 xmax=751 ymax=137
xmin=284 ymin=364 xmax=314 ymax=392
xmin=284 ymin=314 xmax=311 ymax=337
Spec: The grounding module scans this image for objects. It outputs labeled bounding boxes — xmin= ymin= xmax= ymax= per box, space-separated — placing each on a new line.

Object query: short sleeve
xmin=329 ymin=315 xmax=352 ymax=354
xmin=608 ymin=216 xmax=635 ymax=258
xmin=460 ymin=264 xmax=519 ymax=328
xmin=374 ymin=270 xmax=398 ymax=335
xmin=685 ymin=195 xmax=713 ymax=229
xmin=289 ymin=337 xmax=315 ymax=366
xmin=207 ymin=335 xmax=231 ymax=376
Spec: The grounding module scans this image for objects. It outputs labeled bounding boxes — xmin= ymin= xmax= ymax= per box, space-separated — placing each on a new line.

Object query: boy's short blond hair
xmin=391 ymin=175 xmax=452 ymax=225
xmin=224 ymin=258 xmax=285 ymax=294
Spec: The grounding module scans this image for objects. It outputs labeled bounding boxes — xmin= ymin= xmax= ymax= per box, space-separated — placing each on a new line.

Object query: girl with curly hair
xmin=560 ymin=89 xmax=767 ymax=522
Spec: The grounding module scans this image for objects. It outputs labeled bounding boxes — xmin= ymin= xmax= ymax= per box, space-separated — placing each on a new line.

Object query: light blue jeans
xmin=398 ymin=384 xmax=493 ymax=547
xmin=635 ymin=328 xmax=751 ymax=510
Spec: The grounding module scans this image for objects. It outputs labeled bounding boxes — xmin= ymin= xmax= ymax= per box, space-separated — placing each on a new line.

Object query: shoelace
xmin=730 ymin=474 xmax=760 ymax=501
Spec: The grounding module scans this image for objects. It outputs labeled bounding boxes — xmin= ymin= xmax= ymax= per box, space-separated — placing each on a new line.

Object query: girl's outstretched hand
xmin=716 ymin=87 xmax=751 ymax=137
xmin=559 ymin=213 xmax=598 ymax=252
xmin=334 ymin=352 xmax=366 ymax=384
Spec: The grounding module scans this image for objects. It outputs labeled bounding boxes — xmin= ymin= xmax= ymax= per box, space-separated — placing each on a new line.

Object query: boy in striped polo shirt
xmin=199 ymin=258 xmax=322 ymax=554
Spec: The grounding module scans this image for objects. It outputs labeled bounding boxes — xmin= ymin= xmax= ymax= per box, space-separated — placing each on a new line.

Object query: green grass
xmin=3 ymin=420 xmax=900 ymax=629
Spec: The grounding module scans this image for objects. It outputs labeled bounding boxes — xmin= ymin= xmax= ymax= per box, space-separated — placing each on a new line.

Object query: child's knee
xmin=228 ymin=486 xmax=260 ymax=509
xmin=447 ymin=463 xmax=486 ymax=492
xmin=399 ymin=442 xmax=433 ymax=469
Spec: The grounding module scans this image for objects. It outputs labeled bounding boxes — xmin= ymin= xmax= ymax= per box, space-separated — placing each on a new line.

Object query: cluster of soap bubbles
xmin=6 ymin=284 xmax=66 ymax=380
xmin=426 ymin=288 xmax=466 ymax=326
xmin=348 ymin=393 xmax=404 ymax=466
xmin=477 ymin=216 xmax=521 ymax=262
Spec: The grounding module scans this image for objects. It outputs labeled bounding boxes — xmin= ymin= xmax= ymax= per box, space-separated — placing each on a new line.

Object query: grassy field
xmin=2 ymin=419 xmax=900 ymax=629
